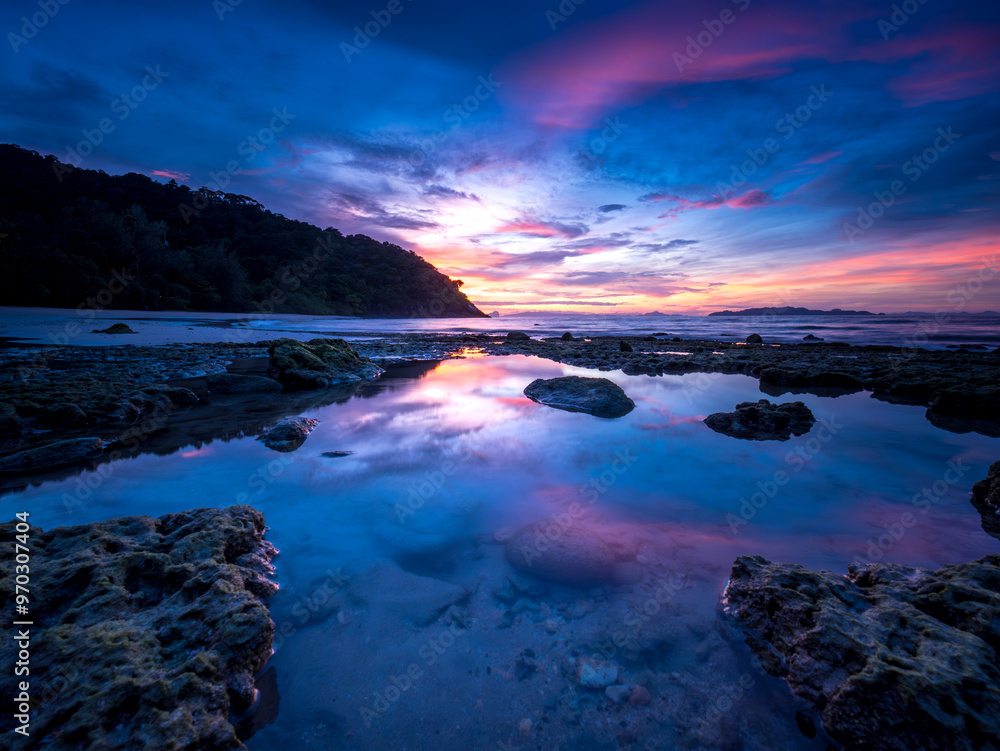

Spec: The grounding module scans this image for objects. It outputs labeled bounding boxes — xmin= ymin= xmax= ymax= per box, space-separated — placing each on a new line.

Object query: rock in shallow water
xmin=971 ymin=460 xmax=1000 ymax=541
xmin=0 ymin=506 xmax=277 ymax=751
xmin=257 ymin=416 xmax=319 ymax=452
xmin=0 ymin=436 xmax=103 ymax=474
xmin=267 ymin=338 xmax=383 ymax=389
xmin=207 ymin=372 xmax=283 ymax=394
xmin=703 ymin=399 xmax=815 ymax=441
xmin=523 ymin=376 xmax=635 ymax=418
xmin=724 ymin=554 xmax=1000 ymax=751
xmin=504 ymin=520 xmax=622 ymax=585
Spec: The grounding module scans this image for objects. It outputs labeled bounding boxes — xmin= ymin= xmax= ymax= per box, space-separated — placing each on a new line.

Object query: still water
xmin=8 ymin=355 xmax=998 ymax=749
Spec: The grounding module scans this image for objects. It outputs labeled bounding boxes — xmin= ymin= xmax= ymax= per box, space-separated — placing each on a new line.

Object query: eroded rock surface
xmin=267 ymin=338 xmax=383 ymax=389
xmin=704 ymin=399 xmax=815 ymax=441
xmin=523 ymin=376 xmax=635 ymax=418
xmin=972 ymin=460 xmax=1000 ymax=541
xmin=724 ymin=554 xmax=1000 ymax=751
xmin=0 ymin=436 xmax=103 ymax=473
xmin=207 ymin=372 xmax=283 ymax=394
xmin=0 ymin=506 xmax=278 ymax=750
xmin=257 ymin=416 xmax=319 ymax=452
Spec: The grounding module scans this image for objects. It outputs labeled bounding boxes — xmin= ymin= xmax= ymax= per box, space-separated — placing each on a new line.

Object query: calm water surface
xmin=7 ymin=355 xmax=998 ymax=749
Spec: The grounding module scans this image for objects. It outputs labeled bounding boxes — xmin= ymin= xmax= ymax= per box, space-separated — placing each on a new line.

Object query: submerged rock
xmin=575 ymin=657 xmax=620 ymax=688
xmin=971 ymin=460 xmax=1000 ymax=541
xmin=0 ymin=506 xmax=277 ymax=751
xmin=504 ymin=521 xmax=620 ymax=586
xmin=703 ymin=399 xmax=815 ymax=441
xmin=92 ymin=322 xmax=136 ymax=334
xmin=0 ymin=436 xmax=103 ymax=474
xmin=523 ymin=376 xmax=635 ymax=418
xmin=257 ymin=416 xmax=319 ymax=452
xmin=207 ymin=372 xmax=283 ymax=394
xmin=724 ymin=554 xmax=1000 ymax=751
xmin=267 ymin=338 xmax=383 ymax=389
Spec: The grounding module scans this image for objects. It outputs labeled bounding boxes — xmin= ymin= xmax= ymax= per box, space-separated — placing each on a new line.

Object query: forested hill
xmin=0 ymin=145 xmax=486 ymax=317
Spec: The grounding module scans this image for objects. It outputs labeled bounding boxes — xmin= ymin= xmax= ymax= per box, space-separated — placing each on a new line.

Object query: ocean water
xmin=241 ymin=312 xmax=1000 ymax=349
xmin=6 ymin=354 xmax=999 ymax=749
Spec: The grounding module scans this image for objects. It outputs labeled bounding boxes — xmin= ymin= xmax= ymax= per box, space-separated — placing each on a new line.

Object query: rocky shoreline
xmin=0 ymin=506 xmax=278 ymax=750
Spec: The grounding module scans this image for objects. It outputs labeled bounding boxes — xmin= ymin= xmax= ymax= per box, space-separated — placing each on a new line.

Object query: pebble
xmin=605 ymin=685 xmax=630 ymax=703
xmin=629 ymin=685 xmax=652 ymax=706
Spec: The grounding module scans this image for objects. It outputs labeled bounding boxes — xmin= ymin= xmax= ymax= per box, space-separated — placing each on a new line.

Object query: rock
xmin=0 ymin=506 xmax=277 ymax=751
xmin=207 ymin=372 xmax=283 ymax=394
xmin=759 ymin=367 xmax=864 ymax=391
xmin=605 ymin=684 xmax=630 ymax=703
xmin=257 ymin=416 xmax=319 ymax=452
xmin=506 ymin=331 xmax=531 ymax=341
xmin=724 ymin=554 xmax=1000 ymax=751
xmin=523 ymin=376 xmax=635 ymax=419
xmin=266 ymin=338 xmax=383 ymax=389
xmin=629 ymin=685 xmax=652 ymax=706
xmin=971 ymin=460 xmax=1000 ymax=541
xmin=746 ymin=333 xmax=763 ymax=344
xmin=92 ymin=322 xmax=136 ymax=334
xmin=577 ymin=658 xmax=619 ymax=688
xmin=561 ymin=332 xmax=575 ymax=341
xmin=0 ymin=436 xmax=103 ymax=474
xmin=138 ymin=384 xmax=199 ymax=406
xmin=320 ymin=450 xmax=354 ymax=458
xmin=703 ymin=399 xmax=816 ymax=441
xmin=930 ymin=384 xmax=1000 ymax=420
xmin=803 ymin=334 xmax=824 ymax=341
xmin=619 ymin=340 xmax=633 ymax=352
xmin=504 ymin=521 xmax=620 ymax=586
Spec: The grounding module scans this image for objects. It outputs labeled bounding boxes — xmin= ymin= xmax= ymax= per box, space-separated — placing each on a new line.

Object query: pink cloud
xmin=151 ymin=169 xmax=190 ymax=181
xmin=800 ymin=150 xmax=843 ymax=165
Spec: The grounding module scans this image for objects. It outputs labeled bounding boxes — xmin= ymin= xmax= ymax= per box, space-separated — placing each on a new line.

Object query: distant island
xmin=708 ymin=306 xmax=879 ymax=317
xmin=0 ymin=144 xmax=485 ymax=318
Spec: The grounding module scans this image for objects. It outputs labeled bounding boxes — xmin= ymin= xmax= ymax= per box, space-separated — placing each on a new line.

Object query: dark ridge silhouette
xmin=0 ymin=144 xmax=486 ymax=318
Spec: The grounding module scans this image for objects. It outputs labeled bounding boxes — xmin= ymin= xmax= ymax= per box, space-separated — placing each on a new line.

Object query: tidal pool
xmin=8 ymin=355 xmax=998 ymax=749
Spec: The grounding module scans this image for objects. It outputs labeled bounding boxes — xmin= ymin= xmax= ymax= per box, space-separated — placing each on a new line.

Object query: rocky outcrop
xmin=92 ymin=323 xmax=136 ymax=334
xmin=257 ymin=417 xmax=319 ymax=452
xmin=523 ymin=376 xmax=635 ymax=418
xmin=207 ymin=372 xmax=283 ymax=394
xmin=506 ymin=331 xmax=531 ymax=341
xmin=0 ymin=506 xmax=277 ymax=751
xmin=0 ymin=436 xmax=103 ymax=473
xmin=746 ymin=333 xmax=763 ymax=344
xmin=724 ymin=554 xmax=1000 ymax=751
xmin=266 ymin=338 xmax=383 ymax=389
xmin=971 ymin=460 xmax=1000 ymax=541
xmin=703 ymin=399 xmax=815 ymax=441
xmin=758 ymin=366 xmax=863 ymax=391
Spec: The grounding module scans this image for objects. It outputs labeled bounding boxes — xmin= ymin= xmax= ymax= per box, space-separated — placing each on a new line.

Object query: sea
xmin=241 ymin=312 xmax=1000 ymax=349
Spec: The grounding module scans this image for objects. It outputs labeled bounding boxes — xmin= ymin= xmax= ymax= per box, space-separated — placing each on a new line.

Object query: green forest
xmin=0 ymin=145 xmax=485 ymax=317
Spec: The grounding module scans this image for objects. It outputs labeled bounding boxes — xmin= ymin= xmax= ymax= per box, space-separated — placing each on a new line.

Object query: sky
xmin=2 ymin=0 xmax=999 ymax=315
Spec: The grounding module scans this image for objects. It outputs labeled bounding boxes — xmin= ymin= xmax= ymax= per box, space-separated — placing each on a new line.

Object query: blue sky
xmin=2 ymin=0 xmax=999 ymax=312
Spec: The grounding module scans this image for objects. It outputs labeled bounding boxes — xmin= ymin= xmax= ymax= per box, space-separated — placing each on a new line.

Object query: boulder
xmin=523 ymin=376 xmax=635 ymax=418
xmin=703 ymin=399 xmax=815 ymax=441
xmin=92 ymin=322 xmax=136 ymax=334
xmin=561 ymin=332 xmax=575 ymax=341
xmin=506 ymin=331 xmax=531 ymax=341
xmin=0 ymin=506 xmax=277 ymax=751
xmin=0 ymin=436 xmax=103 ymax=474
xmin=746 ymin=333 xmax=763 ymax=344
xmin=257 ymin=416 xmax=319 ymax=452
xmin=266 ymin=338 xmax=383 ymax=389
xmin=724 ymin=554 xmax=1000 ymax=751
xmin=504 ymin=521 xmax=620 ymax=586
xmin=971 ymin=460 xmax=1000 ymax=541
xmin=803 ymin=334 xmax=824 ymax=341
xmin=930 ymin=384 xmax=1000 ymax=420
xmin=619 ymin=340 xmax=634 ymax=352
xmin=207 ymin=372 xmax=283 ymax=394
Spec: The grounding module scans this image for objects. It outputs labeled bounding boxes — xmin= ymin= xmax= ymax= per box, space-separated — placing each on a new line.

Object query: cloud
xmin=328 ymin=191 xmax=440 ymax=230
xmin=423 ymin=184 xmax=479 ymax=201
xmin=495 ymin=217 xmax=589 ymax=238
xmin=598 ymin=203 xmax=627 ymax=213
xmin=151 ymin=169 xmax=190 ymax=181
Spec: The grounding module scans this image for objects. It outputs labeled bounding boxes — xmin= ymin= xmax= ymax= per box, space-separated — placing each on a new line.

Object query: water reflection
xmin=7 ymin=355 xmax=999 ymax=750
